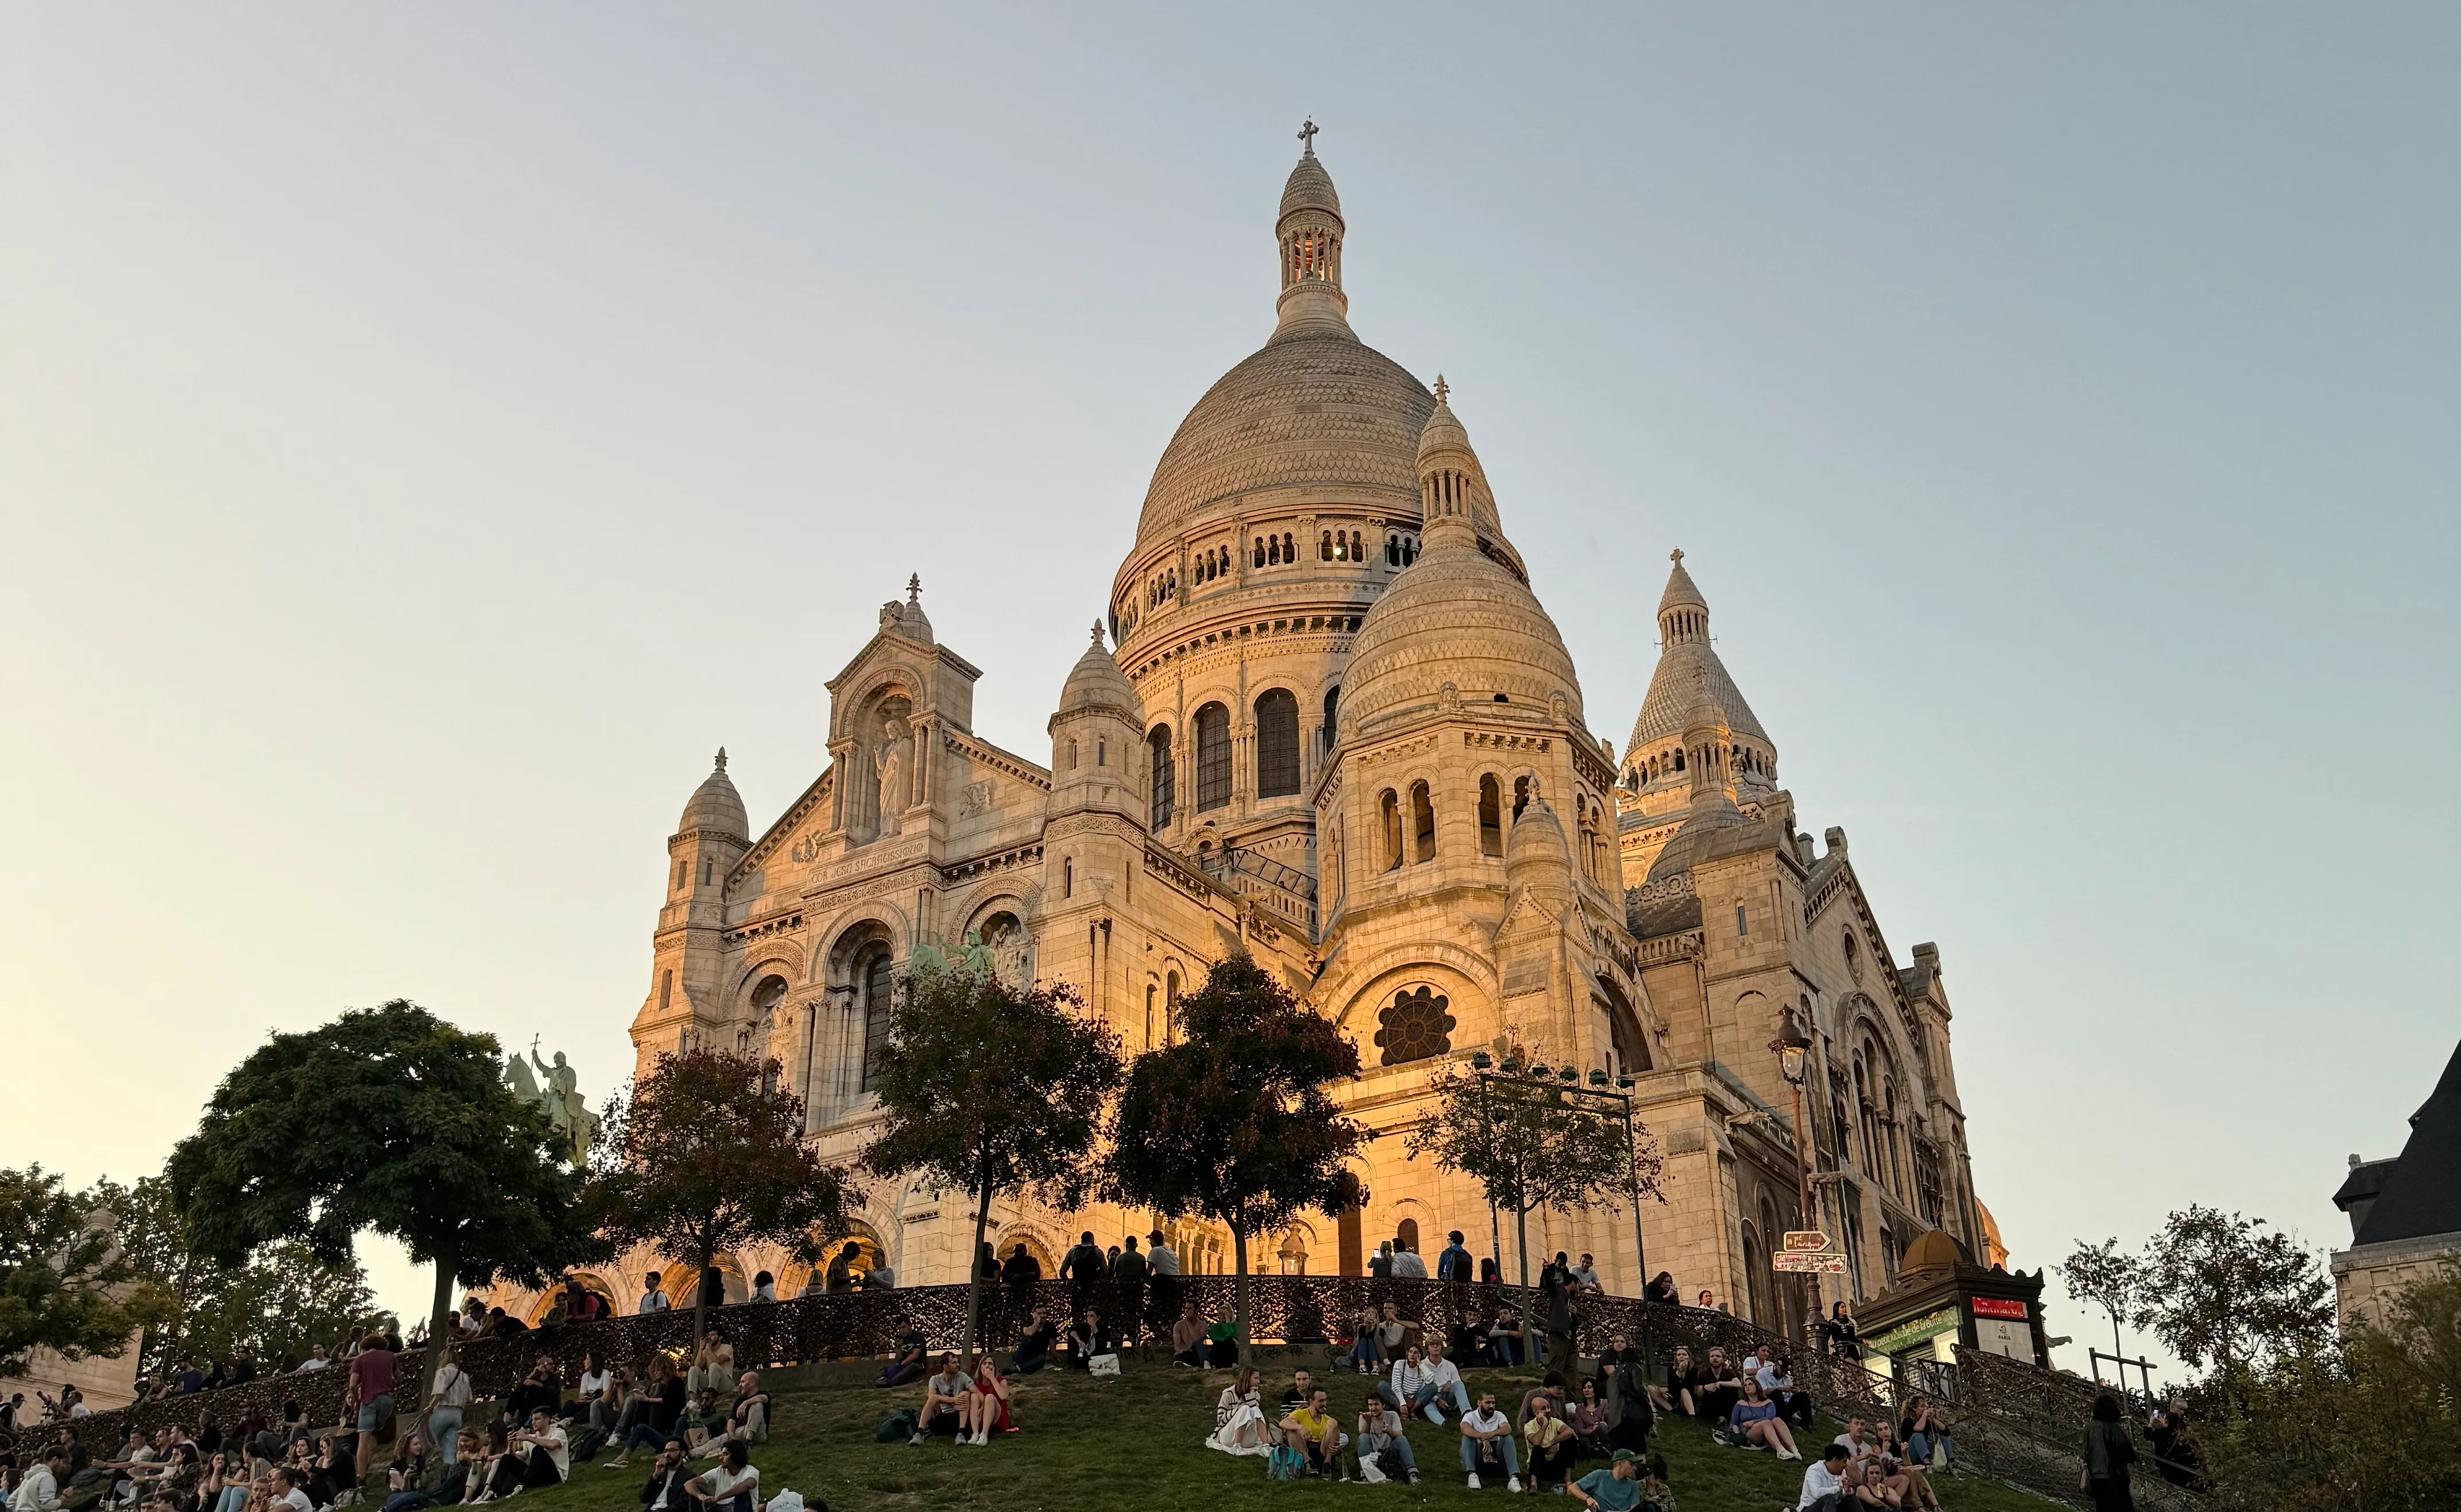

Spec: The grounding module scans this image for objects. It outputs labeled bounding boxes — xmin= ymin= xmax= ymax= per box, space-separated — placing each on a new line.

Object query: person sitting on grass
xmin=1206 ymin=1367 xmax=1268 ymax=1456
xmin=1487 ymin=1310 xmax=1529 ymax=1368
xmin=477 ymin=1407 xmax=567 ymax=1501
xmin=1522 ymin=1393 xmax=1580 ymax=1492
xmin=1350 ymin=1391 xmax=1419 ymax=1484
xmin=603 ymin=1357 xmax=688 ymax=1469
xmin=1344 ymin=1305 xmax=1383 ymax=1375
xmin=1569 ymin=1448 xmax=1650 ymax=1510
xmin=693 ymin=1374 xmax=767 ymax=1459
xmin=680 ymin=1441 xmax=757 ymax=1512
xmin=1571 ymin=1379 xmax=1612 ymax=1457
xmin=1831 ymin=1415 xmax=1880 ymax=1465
xmin=957 ymin=1355 xmax=1010 ymax=1447
xmin=1654 ymin=1345 xmax=1699 ymax=1417
xmin=1874 ymin=1423 xmax=1940 ymax=1509
xmin=1168 ymin=1302 xmax=1212 ymax=1368
xmin=1382 ymin=1344 xmax=1430 ymax=1419
xmin=1277 ymin=1388 xmax=1344 ymax=1479
xmin=1010 ymin=1310 xmax=1058 ymax=1377
xmin=631 ymin=1439 xmax=690 ymax=1512
xmin=1063 ymin=1309 xmax=1115 ymax=1371
xmin=877 ymin=1331 xmax=930 ymax=1390
xmin=1728 ymin=1378 xmax=1800 ymax=1459
xmin=1698 ymin=1348 xmax=1745 ymax=1424
xmin=1459 ymin=1390 xmax=1522 ymax=1492
xmin=1204 ymin=1318 xmax=1240 ymax=1369
xmin=679 ymin=1391 xmax=730 ymax=1456
xmin=1899 ymin=1397 xmax=1953 ymax=1471
xmin=1797 ymin=1442 xmax=1854 ymax=1512
xmin=911 ymin=1356 xmax=969 ymax=1445
xmin=1415 ymin=1341 xmax=1469 ymax=1425
xmin=1277 ymin=1370 xmax=1319 ymax=1412
xmin=437 ymin=1432 xmax=489 ymax=1506
xmin=1845 ymin=1450 xmax=1902 ymax=1510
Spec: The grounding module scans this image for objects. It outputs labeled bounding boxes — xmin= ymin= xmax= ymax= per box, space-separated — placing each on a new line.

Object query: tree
xmin=862 ymin=963 xmax=1121 ymax=1356
xmin=1406 ymin=1051 xmax=1662 ymax=1337
xmin=99 ymin=1173 xmax=378 ymax=1376
xmin=2057 ymin=1236 xmax=2147 ymax=1373
xmin=1106 ymin=954 xmax=1367 ymax=1365
xmin=2195 ymin=1264 xmax=2461 ymax=1511
xmin=168 ymin=1001 xmax=603 ymax=1408
xmin=0 ymin=1166 xmax=176 ymax=1379
xmin=588 ymin=1047 xmax=858 ymax=1349
xmin=2134 ymin=1206 xmax=2334 ymax=1381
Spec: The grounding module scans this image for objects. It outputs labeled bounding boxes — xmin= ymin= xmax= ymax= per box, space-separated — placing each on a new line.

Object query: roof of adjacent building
xmin=2350 ymin=1039 xmax=2461 ymax=1247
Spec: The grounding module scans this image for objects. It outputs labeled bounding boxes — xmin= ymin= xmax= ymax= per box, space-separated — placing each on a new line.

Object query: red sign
xmin=1971 ymin=1297 xmax=2029 ymax=1321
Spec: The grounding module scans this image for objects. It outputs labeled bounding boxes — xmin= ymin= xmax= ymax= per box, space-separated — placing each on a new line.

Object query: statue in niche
xmin=872 ymin=713 xmax=912 ymax=836
xmin=981 ymin=915 xmax=1031 ymax=987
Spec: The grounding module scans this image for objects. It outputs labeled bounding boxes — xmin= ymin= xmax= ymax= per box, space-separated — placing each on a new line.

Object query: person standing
xmin=1391 ymin=1241 xmax=1426 ymax=1280
xmin=1541 ymin=1253 xmax=1579 ymax=1381
xmin=349 ymin=1334 xmax=396 ymax=1483
xmin=1059 ymin=1232 xmax=1106 ymax=1316
xmin=1110 ymin=1236 xmax=1148 ymax=1341
xmin=1145 ymin=1229 xmax=1181 ymax=1327
xmin=1437 ymin=1232 xmax=1473 ymax=1284
xmin=1642 ymin=1272 xmax=1677 ymax=1306
xmin=2084 ymin=1394 xmax=2137 ymax=1511
xmin=1368 ymin=1241 xmax=1394 ymax=1279
xmin=426 ymin=1352 xmax=474 ymax=1469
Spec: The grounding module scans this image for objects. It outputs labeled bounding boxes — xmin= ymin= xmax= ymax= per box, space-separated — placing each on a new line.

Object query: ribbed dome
xmin=1342 ymin=533 xmax=1583 ymax=733
xmin=1506 ymin=798 xmax=1573 ymax=877
xmin=679 ymin=750 xmax=748 ymax=838
xmin=1630 ymin=555 xmax=1769 ymax=753
xmin=1132 ymin=333 xmax=1433 ymax=546
xmin=1056 ymin=623 xmax=1139 ymax=716
xmin=1280 ymin=152 xmax=1341 ymax=221
xmin=1658 ymin=554 xmax=1707 ymax=615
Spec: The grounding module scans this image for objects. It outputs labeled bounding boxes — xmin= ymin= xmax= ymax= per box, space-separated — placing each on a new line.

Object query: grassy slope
xmin=513 ymin=1362 xmax=2054 ymax=1512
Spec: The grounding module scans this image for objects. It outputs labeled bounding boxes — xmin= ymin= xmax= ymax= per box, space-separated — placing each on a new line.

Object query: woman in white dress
xmin=1206 ymin=1366 xmax=1270 ymax=1456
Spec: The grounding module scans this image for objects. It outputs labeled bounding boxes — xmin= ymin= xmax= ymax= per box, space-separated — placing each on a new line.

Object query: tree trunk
xmin=1513 ymin=1202 xmax=1537 ymax=1352
xmin=2110 ymin=1310 xmax=2124 ymax=1375
xmin=962 ymin=1165 xmax=994 ymax=1359
xmin=1231 ymin=1220 xmax=1253 ymax=1370
xmin=418 ymin=1233 xmax=460 ymax=1415
xmin=689 ymin=1243 xmax=713 ymax=1374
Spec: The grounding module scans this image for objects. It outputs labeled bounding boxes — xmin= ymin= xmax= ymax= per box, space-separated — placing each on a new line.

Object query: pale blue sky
xmin=3 ymin=6 xmax=2453 ymax=1377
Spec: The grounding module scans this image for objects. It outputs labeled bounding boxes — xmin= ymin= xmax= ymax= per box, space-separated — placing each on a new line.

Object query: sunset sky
xmin=3 ymin=5 xmax=2453 ymax=1376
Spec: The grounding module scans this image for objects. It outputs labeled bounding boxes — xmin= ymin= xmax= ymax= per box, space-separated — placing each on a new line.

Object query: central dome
xmin=1132 ymin=330 xmax=1433 ymax=547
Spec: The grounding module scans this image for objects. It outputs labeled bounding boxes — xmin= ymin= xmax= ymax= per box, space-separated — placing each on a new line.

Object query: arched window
xmin=1478 ymin=774 xmax=1503 ymax=856
xmin=1194 ymin=703 xmax=1232 ymax=811
xmin=1253 ymin=537 xmax=1266 ymax=568
xmin=1321 ymin=685 xmax=1340 ymax=753
xmin=1379 ymin=789 xmax=1403 ymax=870
xmin=1067 ymin=739 xmax=1078 ymax=770
xmin=1739 ymin=1218 xmax=1765 ymax=1325
xmin=1166 ymin=970 xmax=1182 ymax=1041
xmin=1282 ymin=532 xmax=1294 ymax=563
xmin=1672 ymin=748 xmax=1685 ymax=772
xmin=1254 ymin=689 xmax=1300 ymax=798
xmin=1396 ymin=1217 xmax=1420 ymax=1256
xmin=1512 ymin=775 xmax=1532 ymax=819
xmin=1062 ymin=856 xmax=1074 ymax=898
xmin=858 ymin=946 xmax=894 ymax=1093
xmin=1385 ymin=534 xmax=1400 ymax=566
xmin=1320 ymin=530 xmax=1333 ymax=561
xmin=1843 ymin=929 xmax=1862 ymax=981
xmin=1148 ymin=725 xmax=1175 ymax=830
xmin=1410 ymin=781 xmax=1436 ymax=863
xmin=1350 ymin=531 xmax=1364 ymax=562
xmin=1267 ymin=535 xmax=1280 ymax=565
xmin=1145 ymin=983 xmax=1157 ymax=1050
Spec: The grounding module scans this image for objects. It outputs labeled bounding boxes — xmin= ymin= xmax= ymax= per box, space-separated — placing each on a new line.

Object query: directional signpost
xmin=1777 ymin=1230 xmax=1845 ymax=1274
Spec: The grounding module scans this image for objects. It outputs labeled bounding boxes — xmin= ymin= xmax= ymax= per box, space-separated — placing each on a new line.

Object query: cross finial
xmin=1670 ymin=547 xmax=1684 ymax=565
xmin=1297 ymin=118 xmax=1319 ymax=156
xmin=1433 ymin=374 xmax=1449 ymax=404
xmin=1090 ymin=620 xmax=1106 ymax=647
xmin=714 ymin=746 xmax=727 ymax=772
xmin=906 ymin=573 xmax=921 ymax=603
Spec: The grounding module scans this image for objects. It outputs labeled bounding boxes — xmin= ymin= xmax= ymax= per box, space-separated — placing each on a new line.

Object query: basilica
xmin=619 ymin=134 xmax=1990 ymax=1334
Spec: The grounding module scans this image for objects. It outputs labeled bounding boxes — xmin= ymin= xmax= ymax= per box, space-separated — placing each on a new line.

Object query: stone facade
xmin=2329 ymin=1040 xmax=2461 ymax=1330
xmin=577 ymin=137 xmax=1992 ymax=1339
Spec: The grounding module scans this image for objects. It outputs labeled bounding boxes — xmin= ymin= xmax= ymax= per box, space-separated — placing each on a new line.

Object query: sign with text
xmin=1773 ymin=1251 xmax=1847 ymax=1274
xmin=1970 ymin=1297 xmax=2030 ymax=1321
xmin=1781 ymin=1231 xmax=1831 ymax=1253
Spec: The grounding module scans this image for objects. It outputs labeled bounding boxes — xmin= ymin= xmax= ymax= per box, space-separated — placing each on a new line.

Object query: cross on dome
xmin=1090 ymin=620 xmax=1106 ymax=646
xmin=1297 ymin=118 xmax=1319 ymax=156
xmin=1670 ymin=548 xmax=1683 ymax=565
xmin=1433 ymin=375 xmax=1449 ymax=403
xmin=907 ymin=573 xmax=921 ymax=603
xmin=714 ymin=747 xmax=727 ymax=771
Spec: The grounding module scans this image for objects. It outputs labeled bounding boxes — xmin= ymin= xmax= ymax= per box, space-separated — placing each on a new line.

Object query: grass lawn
xmin=489 ymin=1357 xmax=2059 ymax=1512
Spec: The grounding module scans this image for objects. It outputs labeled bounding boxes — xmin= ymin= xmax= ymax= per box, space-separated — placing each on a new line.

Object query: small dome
xmin=1280 ymin=151 xmax=1341 ymax=222
xmin=1057 ymin=623 xmax=1140 ymax=718
xmin=1505 ymin=799 xmax=1573 ymax=878
xmin=679 ymin=749 xmax=748 ymax=838
xmin=1897 ymin=1229 xmax=1969 ymax=1280
xmin=1658 ymin=549 xmax=1707 ymax=616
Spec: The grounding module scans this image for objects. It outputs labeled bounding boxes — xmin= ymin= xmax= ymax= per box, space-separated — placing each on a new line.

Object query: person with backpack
xmin=1436 ymin=1232 xmax=1473 ymax=1283
xmin=427 ymin=1352 xmax=475 ymax=1469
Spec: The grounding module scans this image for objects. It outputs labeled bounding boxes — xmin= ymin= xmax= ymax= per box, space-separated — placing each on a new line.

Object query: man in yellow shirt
xmin=1278 ymin=1387 xmax=1347 ymax=1478
xmin=1523 ymin=1392 xmax=1580 ymax=1492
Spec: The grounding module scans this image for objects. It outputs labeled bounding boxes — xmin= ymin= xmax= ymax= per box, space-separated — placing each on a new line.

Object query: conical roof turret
xmin=678 ymin=748 xmax=749 ymax=838
xmin=1056 ymin=622 xmax=1140 ymax=717
xmin=1629 ymin=550 xmax=1770 ymax=754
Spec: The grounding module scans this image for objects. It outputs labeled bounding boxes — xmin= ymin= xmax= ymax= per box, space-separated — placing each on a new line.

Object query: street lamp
xmin=1769 ymin=1007 xmax=1820 ymax=1335
xmin=1464 ymin=1054 xmax=1649 ymax=1299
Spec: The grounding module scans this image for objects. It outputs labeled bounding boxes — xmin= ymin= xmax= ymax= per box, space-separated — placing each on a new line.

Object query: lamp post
xmin=1770 ymin=1008 xmax=1820 ymax=1335
xmin=1467 ymin=1052 xmax=1649 ymax=1294
xmin=1471 ymin=1051 xmax=1503 ymax=1282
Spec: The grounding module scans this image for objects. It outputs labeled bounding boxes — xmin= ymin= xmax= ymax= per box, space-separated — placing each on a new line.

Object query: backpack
xmin=567 ymin=1427 xmax=608 ymax=1463
xmin=874 ymin=1410 xmax=917 ymax=1444
xmin=1266 ymin=1444 xmax=1306 ymax=1482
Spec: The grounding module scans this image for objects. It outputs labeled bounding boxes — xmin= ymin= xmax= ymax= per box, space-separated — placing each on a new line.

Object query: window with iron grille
xmin=859 ymin=948 xmax=894 ymax=1093
xmin=1194 ymin=703 xmax=1232 ymax=811
xmin=1148 ymin=726 xmax=1174 ymax=830
xmin=1254 ymin=689 xmax=1299 ymax=798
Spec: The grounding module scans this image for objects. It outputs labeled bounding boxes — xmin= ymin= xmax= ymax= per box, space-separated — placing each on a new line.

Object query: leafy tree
xmin=1106 ymin=954 xmax=1367 ymax=1365
xmin=2057 ymin=1236 xmax=2148 ymax=1372
xmin=0 ymin=1166 xmax=176 ymax=1378
xmin=168 ymin=1001 xmax=603 ymax=1406
xmin=2135 ymin=1205 xmax=2334 ymax=1379
xmin=2196 ymin=1264 xmax=2461 ymax=1511
xmin=1406 ymin=1050 xmax=1662 ymax=1337
xmin=99 ymin=1173 xmax=378 ymax=1376
xmin=588 ymin=1047 xmax=859 ymax=1348
xmin=862 ymin=963 xmax=1121 ymax=1355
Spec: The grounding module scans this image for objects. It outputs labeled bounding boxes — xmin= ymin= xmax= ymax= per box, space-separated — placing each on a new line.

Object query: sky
xmin=3 ymin=5 xmax=2454 ymax=1382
